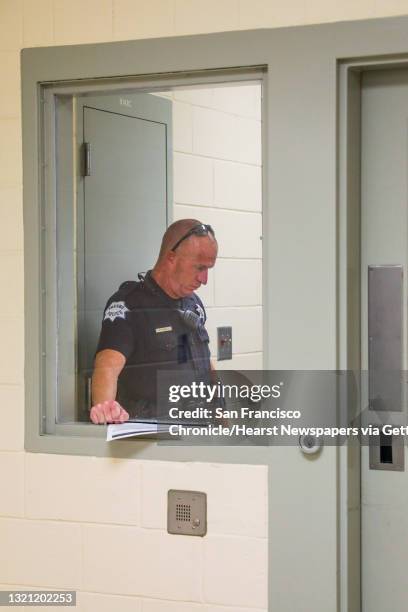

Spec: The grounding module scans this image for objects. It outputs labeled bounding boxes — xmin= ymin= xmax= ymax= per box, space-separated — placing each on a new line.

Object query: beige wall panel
xmin=25 ymin=453 xmax=142 ymax=525
xmin=175 ymin=0 xmax=239 ymax=35
xmin=0 ymin=253 xmax=23 ymax=315
xmin=0 ymin=52 xmax=20 ymax=118
xmin=54 ymin=0 xmax=113 ymax=45
xmin=0 ymin=317 xmax=24 ymax=384
xmin=79 ymin=592 xmax=142 ymax=612
xmin=203 ymin=535 xmax=268 ymax=607
xmin=0 ymin=0 xmax=22 ymax=50
xmin=173 ymin=153 xmax=213 ymax=206
xmin=214 ymin=160 xmax=262 ymax=212
xmin=215 ymin=259 xmax=262 ymax=306
xmin=173 ymin=101 xmax=193 ymax=153
xmin=83 ymin=524 xmax=201 ymax=599
xmin=0 ymin=186 xmax=23 ymax=251
xmin=212 ymin=209 xmax=261 ymax=259
xmin=0 ymin=452 xmax=24 ymax=516
xmin=113 ymin=0 xmax=175 ymax=41
xmin=234 ymin=116 xmax=262 ymax=165
xmin=142 ymin=601 xmax=203 ymax=612
xmin=375 ymin=0 xmax=408 ymax=17
xmin=0 ymin=119 xmax=22 ymax=186
xmin=239 ymin=0 xmax=307 ymax=28
xmin=305 ymin=0 xmax=375 ymax=23
xmin=140 ymin=461 xmax=268 ymax=537
xmin=0 ymin=385 xmax=24 ymax=450
xmin=211 ymin=84 xmax=261 ymax=119
xmin=22 ymin=0 xmax=53 ymax=47
xmin=193 ymin=107 xmax=261 ymax=165
xmin=0 ymin=518 xmax=82 ymax=587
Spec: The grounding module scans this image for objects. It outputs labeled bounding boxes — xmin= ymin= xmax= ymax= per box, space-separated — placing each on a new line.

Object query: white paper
xmin=106 ymin=421 xmax=172 ymax=441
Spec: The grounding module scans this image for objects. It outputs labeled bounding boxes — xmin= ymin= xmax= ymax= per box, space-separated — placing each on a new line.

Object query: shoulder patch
xmin=104 ymin=301 xmax=129 ymax=322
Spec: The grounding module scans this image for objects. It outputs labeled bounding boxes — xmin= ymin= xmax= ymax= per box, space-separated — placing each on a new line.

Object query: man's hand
xmin=90 ymin=349 xmax=127 ymax=424
xmin=90 ymin=399 xmax=129 ymax=424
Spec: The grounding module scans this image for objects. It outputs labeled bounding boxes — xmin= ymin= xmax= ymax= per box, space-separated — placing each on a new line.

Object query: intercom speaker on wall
xmin=167 ymin=490 xmax=207 ymax=536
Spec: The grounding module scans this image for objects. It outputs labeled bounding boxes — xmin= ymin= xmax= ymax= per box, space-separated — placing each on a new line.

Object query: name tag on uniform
xmin=155 ymin=326 xmax=173 ymax=333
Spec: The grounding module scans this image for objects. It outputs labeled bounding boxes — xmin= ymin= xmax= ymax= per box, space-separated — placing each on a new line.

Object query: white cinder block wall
xmin=169 ymin=84 xmax=263 ymax=370
xmin=1 ymin=1 xmax=408 ymax=611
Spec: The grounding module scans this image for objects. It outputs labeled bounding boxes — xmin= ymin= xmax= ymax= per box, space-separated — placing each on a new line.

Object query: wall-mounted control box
xmin=217 ymin=326 xmax=232 ymax=360
xmin=167 ymin=490 xmax=207 ymax=536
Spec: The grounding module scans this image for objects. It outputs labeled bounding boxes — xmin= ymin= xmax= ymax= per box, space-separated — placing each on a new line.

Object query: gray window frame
xmin=25 ymin=65 xmax=266 ymax=453
xmin=50 ymin=88 xmax=175 ymax=425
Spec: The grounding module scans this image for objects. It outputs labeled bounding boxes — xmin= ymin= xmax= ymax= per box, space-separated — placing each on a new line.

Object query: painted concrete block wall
xmin=0 ymin=4 xmax=268 ymax=611
xmin=1 ymin=1 xmax=408 ymax=611
xmin=169 ymin=84 xmax=263 ymax=369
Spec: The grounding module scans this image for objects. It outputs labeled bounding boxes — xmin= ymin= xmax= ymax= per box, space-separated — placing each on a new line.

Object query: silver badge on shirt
xmin=104 ymin=301 xmax=129 ymax=322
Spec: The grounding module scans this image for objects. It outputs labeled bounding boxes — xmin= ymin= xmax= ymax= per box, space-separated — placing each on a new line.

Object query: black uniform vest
xmin=97 ymin=272 xmax=211 ymax=418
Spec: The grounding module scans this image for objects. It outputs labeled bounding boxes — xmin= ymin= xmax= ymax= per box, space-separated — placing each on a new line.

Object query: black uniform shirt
xmin=96 ymin=271 xmax=211 ymax=417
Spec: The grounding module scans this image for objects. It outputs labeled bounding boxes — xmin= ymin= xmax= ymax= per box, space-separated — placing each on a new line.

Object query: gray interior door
xmin=361 ymin=68 xmax=408 ymax=612
xmin=77 ymin=93 xmax=172 ymax=417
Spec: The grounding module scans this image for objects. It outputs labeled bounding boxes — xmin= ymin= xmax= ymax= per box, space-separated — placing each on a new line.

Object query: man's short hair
xmin=158 ymin=218 xmax=216 ymax=259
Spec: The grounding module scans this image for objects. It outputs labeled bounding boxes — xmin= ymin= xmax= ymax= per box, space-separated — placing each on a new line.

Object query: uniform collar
xmin=144 ymin=270 xmax=182 ymax=307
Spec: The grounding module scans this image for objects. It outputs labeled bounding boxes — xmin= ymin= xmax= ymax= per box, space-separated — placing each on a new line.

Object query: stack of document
xmin=106 ymin=420 xmax=172 ymax=441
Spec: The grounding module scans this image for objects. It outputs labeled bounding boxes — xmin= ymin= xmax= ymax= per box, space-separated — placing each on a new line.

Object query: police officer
xmin=90 ymin=218 xmax=218 ymax=424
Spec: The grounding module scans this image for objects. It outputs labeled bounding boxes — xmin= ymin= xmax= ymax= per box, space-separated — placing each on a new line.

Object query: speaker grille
xmin=176 ymin=503 xmax=191 ymax=522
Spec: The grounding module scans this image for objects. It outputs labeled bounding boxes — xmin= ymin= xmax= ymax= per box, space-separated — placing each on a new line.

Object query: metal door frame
xmin=338 ymin=53 xmax=408 ymax=612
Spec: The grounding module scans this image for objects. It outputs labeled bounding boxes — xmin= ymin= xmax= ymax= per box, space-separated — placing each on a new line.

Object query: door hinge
xmin=82 ymin=142 xmax=91 ymax=176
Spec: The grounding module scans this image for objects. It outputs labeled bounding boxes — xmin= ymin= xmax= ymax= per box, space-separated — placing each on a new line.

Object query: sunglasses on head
xmin=171 ymin=223 xmax=215 ymax=252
